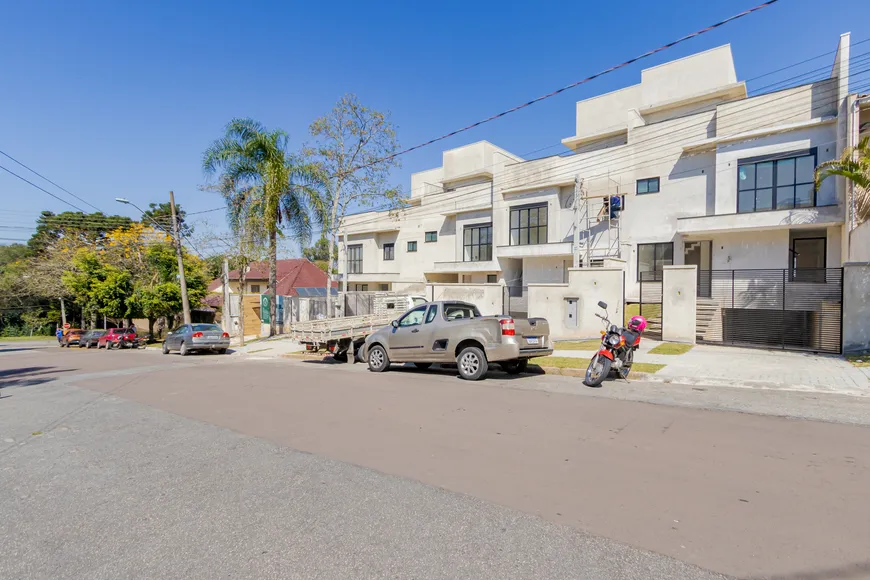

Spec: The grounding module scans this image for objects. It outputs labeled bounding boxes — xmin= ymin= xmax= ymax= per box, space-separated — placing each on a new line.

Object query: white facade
xmin=339 ymin=33 xmax=859 ymax=301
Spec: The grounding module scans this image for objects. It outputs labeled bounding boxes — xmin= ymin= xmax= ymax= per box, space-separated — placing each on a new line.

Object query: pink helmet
xmin=628 ymin=315 xmax=647 ymax=333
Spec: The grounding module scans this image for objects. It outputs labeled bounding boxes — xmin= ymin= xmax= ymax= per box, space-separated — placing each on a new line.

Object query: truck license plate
xmin=526 ymin=337 xmax=539 ymax=345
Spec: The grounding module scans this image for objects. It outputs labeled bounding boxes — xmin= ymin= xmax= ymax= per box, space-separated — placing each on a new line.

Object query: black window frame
xmin=407 ymin=241 xmax=417 ymax=253
xmin=383 ymin=243 xmax=395 ymax=261
xmin=790 ymin=236 xmax=826 ymax=283
xmin=425 ymin=231 xmax=438 ymax=243
xmin=487 ymin=274 xmax=497 ymax=283
xmin=347 ymin=244 xmax=363 ymax=274
xmin=250 ymin=284 xmax=261 ymax=293
xmin=424 ymin=304 xmax=438 ymax=324
xmin=636 ymin=177 xmax=660 ymax=194
xmin=509 ymin=203 xmax=548 ymax=246
xmin=637 ymin=242 xmax=674 ymax=282
xmin=463 ymin=222 xmax=492 ymax=262
xmin=737 ymin=148 xmax=817 ymax=214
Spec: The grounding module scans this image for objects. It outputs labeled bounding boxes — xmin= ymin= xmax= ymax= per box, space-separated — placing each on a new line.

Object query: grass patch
xmin=846 ymin=355 xmax=870 ymax=368
xmin=649 ymin=343 xmax=693 ymax=355
xmin=553 ymin=340 xmax=602 ymax=350
xmin=246 ymin=348 xmax=271 ymax=354
xmin=0 ymin=336 xmax=54 ymax=342
xmin=631 ymin=362 xmax=666 ymax=374
xmin=531 ymin=356 xmax=666 ymax=375
xmin=624 ymin=303 xmax=661 ymax=325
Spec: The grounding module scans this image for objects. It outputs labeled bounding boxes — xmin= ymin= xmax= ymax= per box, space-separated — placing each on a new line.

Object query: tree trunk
xmin=147 ymin=318 xmax=155 ymax=342
xmin=269 ymin=229 xmax=277 ymax=336
xmin=239 ymin=261 xmax=247 ymax=347
xmin=326 ymin=185 xmax=342 ymax=318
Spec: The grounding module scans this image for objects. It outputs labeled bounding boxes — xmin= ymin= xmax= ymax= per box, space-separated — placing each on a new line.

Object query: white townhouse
xmin=339 ymin=33 xmax=861 ymax=303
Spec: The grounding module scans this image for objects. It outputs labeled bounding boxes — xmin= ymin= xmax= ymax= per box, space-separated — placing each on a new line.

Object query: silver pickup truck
xmin=361 ymin=301 xmax=552 ymax=380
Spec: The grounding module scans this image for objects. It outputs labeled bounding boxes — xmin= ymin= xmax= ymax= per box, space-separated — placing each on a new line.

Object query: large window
xmin=383 ymin=243 xmax=394 ymax=261
xmin=463 ymin=223 xmax=492 ymax=262
xmin=738 ymin=150 xmax=816 ymax=213
xmin=791 ymin=237 xmax=826 ymax=283
xmin=347 ymin=244 xmax=362 ymax=274
xmin=510 ymin=203 xmax=548 ymax=245
xmin=637 ymin=242 xmax=673 ymax=281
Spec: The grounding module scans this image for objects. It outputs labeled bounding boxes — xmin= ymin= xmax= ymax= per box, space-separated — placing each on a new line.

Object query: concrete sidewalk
xmin=555 ymin=340 xmax=870 ymax=397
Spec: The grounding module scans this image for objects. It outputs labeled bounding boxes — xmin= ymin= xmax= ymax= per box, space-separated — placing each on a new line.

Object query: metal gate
xmin=696 ymin=268 xmax=843 ymax=354
xmin=638 ymin=271 xmax=663 ymax=340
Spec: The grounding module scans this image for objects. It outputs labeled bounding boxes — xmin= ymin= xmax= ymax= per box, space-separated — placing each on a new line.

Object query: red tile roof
xmin=208 ymin=259 xmax=332 ymax=297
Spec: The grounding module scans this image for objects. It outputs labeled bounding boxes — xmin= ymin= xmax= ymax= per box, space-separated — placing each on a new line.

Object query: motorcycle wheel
xmin=583 ymin=353 xmax=612 ymax=387
xmin=618 ymin=349 xmax=634 ymax=379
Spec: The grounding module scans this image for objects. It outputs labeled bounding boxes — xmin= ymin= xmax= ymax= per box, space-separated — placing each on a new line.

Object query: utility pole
xmin=169 ymin=190 xmax=191 ymax=324
xmin=341 ymin=227 xmax=347 ymax=317
xmin=572 ymin=176 xmax=582 ymax=269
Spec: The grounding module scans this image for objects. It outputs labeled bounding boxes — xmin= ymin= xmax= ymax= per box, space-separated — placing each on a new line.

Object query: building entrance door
xmin=684 ymin=240 xmax=712 ymax=298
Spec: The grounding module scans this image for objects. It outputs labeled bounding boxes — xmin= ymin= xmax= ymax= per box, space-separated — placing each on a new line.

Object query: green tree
xmin=816 ymin=136 xmax=870 ymax=225
xmin=27 ymin=211 xmax=133 ymax=254
xmin=203 ymin=118 xmax=324 ymax=335
xmin=307 ymin=94 xmax=403 ymax=313
xmin=141 ymin=201 xmax=192 ymax=238
xmin=301 ymin=237 xmax=338 ymax=273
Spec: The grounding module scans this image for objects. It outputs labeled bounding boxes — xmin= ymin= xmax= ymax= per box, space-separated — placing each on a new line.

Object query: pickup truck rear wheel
xmin=367 ymin=345 xmax=390 ymax=373
xmin=457 ymin=346 xmax=488 ymax=381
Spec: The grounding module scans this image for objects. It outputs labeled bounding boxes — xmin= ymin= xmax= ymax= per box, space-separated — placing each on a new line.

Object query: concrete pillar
xmin=843 ymin=262 xmax=870 ymax=355
xmin=662 ymin=265 xmax=697 ymax=344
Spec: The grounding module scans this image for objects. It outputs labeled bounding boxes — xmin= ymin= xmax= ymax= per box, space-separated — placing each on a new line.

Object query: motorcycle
xmin=583 ymin=301 xmax=645 ymax=387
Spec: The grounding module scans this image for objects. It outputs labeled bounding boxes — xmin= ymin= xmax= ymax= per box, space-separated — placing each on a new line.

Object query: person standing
xmin=55 ymin=326 xmax=63 ymax=345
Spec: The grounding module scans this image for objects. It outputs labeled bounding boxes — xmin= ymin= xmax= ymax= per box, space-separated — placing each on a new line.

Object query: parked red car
xmin=97 ymin=328 xmax=137 ymax=349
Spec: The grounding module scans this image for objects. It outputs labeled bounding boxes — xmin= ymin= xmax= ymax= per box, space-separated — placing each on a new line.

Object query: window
xmin=425 ymin=231 xmax=438 ymax=243
xmin=444 ymin=303 xmax=481 ymax=321
xmin=250 ymin=284 xmax=261 ymax=293
xmin=347 ymin=245 xmax=363 ymax=274
xmin=383 ymin=243 xmax=394 ymax=261
xmin=407 ymin=241 xmax=417 ymax=252
xmin=791 ymin=237 xmax=826 ymax=282
xmin=637 ymin=242 xmax=673 ymax=281
xmin=738 ymin=150 xmax=816 ymax=213
xmin=378 ymin=284 xmax=389 ymax=291
xmin=398 ymin=305 xmax=427 ymax=327
xmin=510 ymin=204 xmax=547 ymax=246
xmin=425 ymin=305 xmax=438 ymax=324
xmin=354 ymin=283 xmax=368 ymax=291
xmin=487 ymin=274 xmax=497 ymax=283
xmin=636 ymin=177 xmax=660 ymax=194
xmin=463 ymin=223 xmax=492 ymax=261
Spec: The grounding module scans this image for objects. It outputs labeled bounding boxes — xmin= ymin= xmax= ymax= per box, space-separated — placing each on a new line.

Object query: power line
xmin=0 ymin=164 xmax=87 ymax=213
xmin=345 ymin=0 xmax=782 ymax=175
xmin=0 ymin=150 xmax=102 ymax=212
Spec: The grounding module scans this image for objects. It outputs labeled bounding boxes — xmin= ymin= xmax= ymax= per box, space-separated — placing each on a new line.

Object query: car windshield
xmin=443 ymin=304 xmax=481 ymax=321
xmin=191 ymin=324 xmax=221 ymax=332
xmin=113 ymin=328 xmax=129 ymax=334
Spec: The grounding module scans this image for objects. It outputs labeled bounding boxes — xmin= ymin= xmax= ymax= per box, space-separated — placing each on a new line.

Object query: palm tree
xmin=816 ymin=136 xmax=870 ymax=224
xmin=203 ymin=118 xmax=324 ymax=336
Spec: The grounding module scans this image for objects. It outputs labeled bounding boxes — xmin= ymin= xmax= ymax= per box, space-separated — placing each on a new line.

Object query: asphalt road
xmin=2 ymin=342 xmax=870 ymax=579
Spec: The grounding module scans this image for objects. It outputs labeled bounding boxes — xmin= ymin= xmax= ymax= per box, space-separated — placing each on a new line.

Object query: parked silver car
xmin=362 ymin=301 xmax=552 ymax=380
xmin=162 ymin=323 xmax=230 ymax=355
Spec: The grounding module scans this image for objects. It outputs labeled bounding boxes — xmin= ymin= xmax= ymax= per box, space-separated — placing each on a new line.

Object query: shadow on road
xmin=753 ymin=560 xmax=870 ymax=580
xmin=0 ymin=366 xmax=76 ymax=390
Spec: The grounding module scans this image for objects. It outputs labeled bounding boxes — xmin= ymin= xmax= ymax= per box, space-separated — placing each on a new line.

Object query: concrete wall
xmin=527 ymin=268 xmax=624 ymax=339
xmin=850 ymin=221 xmax=870 ymax=262
xmin=843 ymin=263 xmax=870 ymax=354
xmin=523 ymin=256 xmax=569 ymax=284
xmin=427 ymin=283 xmax=503 ymax=316
xmin=662 ymin=266 xmax=697 ymax=343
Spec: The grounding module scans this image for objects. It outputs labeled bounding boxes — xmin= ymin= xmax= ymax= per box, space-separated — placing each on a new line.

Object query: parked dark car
xmin=78 ymin=330 xmax=106 ymax=348
xmin=60 ymin=329 xmax=84 ymax=347
xmin=97 ymin=328 xmax=137 ymax=349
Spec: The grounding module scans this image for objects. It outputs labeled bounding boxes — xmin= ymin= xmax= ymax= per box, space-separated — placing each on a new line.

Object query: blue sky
xmin=1 ymin=0 xmax=868 ymax=254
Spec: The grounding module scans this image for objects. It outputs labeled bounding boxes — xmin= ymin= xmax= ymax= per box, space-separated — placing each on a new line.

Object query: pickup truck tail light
xmin=222 ymin=332 xmax=229 ymax=338
xmin=192 ymin=332 xmax=203 ymax=338
xmin=500 ymin=318 xmax=516 ymax=336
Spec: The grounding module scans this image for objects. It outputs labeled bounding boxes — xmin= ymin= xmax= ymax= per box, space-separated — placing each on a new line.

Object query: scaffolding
xmin=573 ymin=175 xmax=623 ymax=268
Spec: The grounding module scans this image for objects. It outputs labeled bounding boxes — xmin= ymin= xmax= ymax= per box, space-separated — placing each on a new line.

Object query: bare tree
xmin=307 ymin=94 xmax=403 ymax=316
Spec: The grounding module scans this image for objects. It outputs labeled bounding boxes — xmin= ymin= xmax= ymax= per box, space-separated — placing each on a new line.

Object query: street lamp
xmin=116 ymin=193 xmax=191 ymax=324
